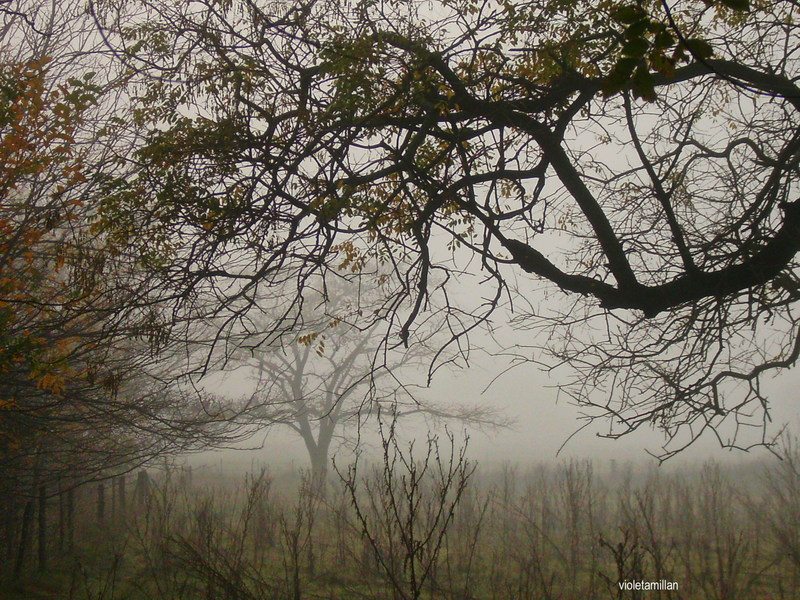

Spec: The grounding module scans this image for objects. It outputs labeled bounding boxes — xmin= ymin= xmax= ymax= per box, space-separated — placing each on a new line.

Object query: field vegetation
xmin=3 ymin=434 xmax=800 ymax=600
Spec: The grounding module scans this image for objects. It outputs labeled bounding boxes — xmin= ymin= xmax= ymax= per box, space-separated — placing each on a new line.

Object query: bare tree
xmin=234 ymin=278 xmax=505 ymax=486
xmin=337 ymin=411 xmax=475 ymax=600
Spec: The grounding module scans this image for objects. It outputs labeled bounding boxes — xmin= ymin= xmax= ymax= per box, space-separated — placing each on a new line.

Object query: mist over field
xmin=4 ymin=0 xmax=800 ymax=598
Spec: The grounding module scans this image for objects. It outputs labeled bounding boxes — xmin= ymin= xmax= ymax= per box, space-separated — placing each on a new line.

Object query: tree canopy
xmin=0 ymin=0 xmax=238 ymax=499
xmin=87 ymin=0 xmax=800 ymax=456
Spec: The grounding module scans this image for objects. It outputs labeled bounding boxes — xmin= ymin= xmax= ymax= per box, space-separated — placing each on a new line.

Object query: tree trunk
xmin=38 ymin=485 xmax=47 ymax=571
xmin=3 ymin=497 xmax=18 ymax=581
xmin=135 ymin=470 xmax=150 ymax=506
xmin=58 ymin=480 xmax=64 ymax=553
xmin=301 ymin=418 xmax=335 ymax=493
xmin=308 ymin=446 xmax=330 ymax=491
xmin=66 ymin=487 xmax=74 ymax=552
xmin=14 ymin=500 xmax=34 ymax=579
xmin=111 ymin=476 xmax=117 ymax=520
xmin=118 ymin=475 xmax=126 ymax=511
xmin=97 ymin=481 xmax=105 ymax=523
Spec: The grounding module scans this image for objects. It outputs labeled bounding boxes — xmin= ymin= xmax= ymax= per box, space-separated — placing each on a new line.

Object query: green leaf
xmin=631 ymin=66 xmax=657 ymax=102
xmin=603 ymin=57 xmax=640 ymax=96
xmin=653 ymin=31 xmax=675 ymax=49
xmin=684 ymin=38 xmax=714 ymax=60
xmin=624 ymin=19 xmax=650 ymax=39
xmin=719 ymin=0 xmax=749 ymax=10
xmin=649 ymin=52 xmax=676 ymax=77
xmin=613 ymin=5 xmax=645 ymax=24
xmin=622 ymin=37 xmax=650 ymax=58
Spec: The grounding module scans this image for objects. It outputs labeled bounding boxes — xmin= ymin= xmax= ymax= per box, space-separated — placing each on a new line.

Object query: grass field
xmin=3 ymin=441 xmax=800 ymax=600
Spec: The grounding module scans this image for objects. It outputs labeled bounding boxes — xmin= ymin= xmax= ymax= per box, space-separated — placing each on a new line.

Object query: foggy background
xmin=188 ymin=333 xmax=800 ymax=474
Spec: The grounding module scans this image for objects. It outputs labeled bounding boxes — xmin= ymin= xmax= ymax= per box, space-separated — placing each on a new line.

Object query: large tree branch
xmin=504 ymin=198 xmax=800 ymax=316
